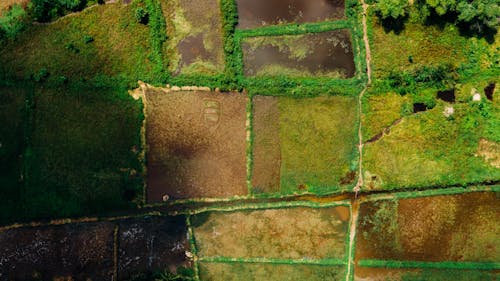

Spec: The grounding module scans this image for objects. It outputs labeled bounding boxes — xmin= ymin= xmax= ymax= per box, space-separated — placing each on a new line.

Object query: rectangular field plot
xmin=145 ymin=89 xmax=248 ymax=201
xmin=355 ymin=267 xmax=499 ymax=281
xmin=0 ymin=222 xmax=115 ymax=280
xmin=236 ymin=0 xmax=345 ymax=29
xmin=356 ymin=192 xmax=500 ymax=262
xmin=163 ymin=0 xmax=224 ymax=75
xmin=362 ymin=86 xmax=500 ymax=190
xmin=252 ymin=95 xmax=358 ymax=194
xmin=199 ymin=262 xmax=346 ymax=281
xmin=192 ymin=206 xmax=350 ymax=259
xmin=0 ymin=86 xmax=26 ymax=224
xmin=242 ymin=30 xmax=355 ymax=78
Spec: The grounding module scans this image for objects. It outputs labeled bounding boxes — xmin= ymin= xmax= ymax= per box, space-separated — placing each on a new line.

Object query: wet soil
xmin=242 ymin=30 xmax=355 ymax=78
xmin=0 ymin=222 xmax=115 ymax=280
xmin=177 ymin=34 xmax=212 ymax=69
xmin=145 ymin=90 xmax=248 ymax=202
xmin=236 ymin=0 xmax=345 ymax=29
xmin=192 ymin=206 xmax=350 ymax=259
xmin=251 ymin=96 xmax=281 ymax=193
xmin=117 ymin=216 xmax=190 ymax=280
xmin=355 ymin=192 xmax=500 ymax=262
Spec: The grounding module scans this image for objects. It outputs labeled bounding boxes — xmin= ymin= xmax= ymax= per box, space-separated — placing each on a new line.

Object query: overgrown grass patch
xmin=199 ymin=262 xmax=346 ymax=281
xmin=0 ymin=2 xmax=154 ymax=86
xmin=363 ymin=82 xmax=500 ymax=190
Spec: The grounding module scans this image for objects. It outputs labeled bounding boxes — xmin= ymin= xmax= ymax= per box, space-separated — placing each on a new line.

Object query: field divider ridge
xmin=186 ymin=216 xmax=201 ymax=281
xmin=199 ymin=256 xmax=346 ymax=266
xmin=358 ymin=260 xmax=500 ymax=270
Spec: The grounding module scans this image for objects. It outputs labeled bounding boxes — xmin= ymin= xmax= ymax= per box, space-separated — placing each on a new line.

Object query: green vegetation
xmin=0 ymin=2 xmax=155 ymax=87
xmin=278 ymin=96 xmax=359 ymax=194
xmin=126 ymin=267 xmax=196 ymax=281
xmin=0 ymin=4 xmax=27 ymax=40
xmin=199 ymin=262 xmax=346 ymax=281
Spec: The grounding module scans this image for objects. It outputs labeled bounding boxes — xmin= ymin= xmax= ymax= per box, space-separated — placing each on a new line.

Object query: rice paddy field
xmin=0 ymin=0 xmax=498 ymax=279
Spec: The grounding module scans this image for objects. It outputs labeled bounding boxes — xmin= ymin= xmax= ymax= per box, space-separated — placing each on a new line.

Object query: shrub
xmin=0 ymin=4 xmax=28 ymax=40
xmin=83 ymin=34 xmax=94 ymax=43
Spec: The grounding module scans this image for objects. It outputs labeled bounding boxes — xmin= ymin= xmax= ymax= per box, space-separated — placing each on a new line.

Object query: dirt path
xmin=346 ymin=199 xmax=360 ymax=281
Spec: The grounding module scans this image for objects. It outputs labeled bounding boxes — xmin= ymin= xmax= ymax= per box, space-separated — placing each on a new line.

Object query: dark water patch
xmin=437 ymin=89 xmax=455 ymax=103
xmin=237 ymin=0 xmax=345 ymax=29
xmin=176 ymin=34 xmax=212 ymax=75
xmin=484 ymin=83 xmax=495 ymax=101
xmin=242 ymin=30 xmax=355 ymax=78
xmin=413 ymin=103 xmax=427 ymax=113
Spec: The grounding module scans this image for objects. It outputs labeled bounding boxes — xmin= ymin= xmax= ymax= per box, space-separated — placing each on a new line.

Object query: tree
xmin=456 ymin=0 xmax=500 ymax=32
xmin=425 ymin=0 xmax=457 ymax=15
xmin=375 ymin=0 xmax=410 ymax=19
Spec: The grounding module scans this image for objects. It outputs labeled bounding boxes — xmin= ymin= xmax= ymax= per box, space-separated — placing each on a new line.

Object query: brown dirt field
xmin=0 ymin=222 xmax=115 ymax=280
xmin=117 ymin=216 xmax=190 ymax=280
xmin=145 ymin=89 xmax=248 ymax=202
xmin=251 ymin=96 xmax=281 ymax=193
xmin=0 ymin=0 xmax=28 ymax=14
xmin=355 ymin=192 xmax=500 ymax=262
xmin=192 ymin=206 xmax=350 ymax=259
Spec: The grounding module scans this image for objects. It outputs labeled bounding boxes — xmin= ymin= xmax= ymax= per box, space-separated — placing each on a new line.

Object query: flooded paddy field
xmin=252 ymin=95 xmax=358 ymax=194
xmin=145 ymin=89 xmax=247 ymax=202
xmin=354 ymin=268 xmax=499 ymax=281
xmin=362 ymin=84 xmax=500 ymax=190
xmin=236 ymin=0 xmax=345 ymax=29
xmin=199 ymin=262 xmax=346 ymax=281
xmin=0 ymin=215 xmax=190 ymax=280
xmin=0 ymin=87 xmax=26 ymax=225
xmin=242 ymin=30 xmax=355 ymax=78
xmin=192 ymin=206 xmax=350 ymax=259
xmin=355 ymin=192 xmax=500 ymax=262
xmin=163 ymin=0 xmax=224 ymax=75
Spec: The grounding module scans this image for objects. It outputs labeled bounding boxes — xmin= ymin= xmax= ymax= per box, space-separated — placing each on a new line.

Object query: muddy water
xmin=237 ymin=0 xmax=345 ymax=29
xmin=243 ymin=30 xmax=355 ymax=78
xmin=176 ymin=34 xmax=212 ymax=74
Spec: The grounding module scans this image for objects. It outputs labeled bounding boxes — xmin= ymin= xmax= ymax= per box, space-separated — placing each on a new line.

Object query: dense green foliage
xmin=0 ymin=4 xmax=27 ymax=40
xmin=374 ymin=0 xmax=409 ymax=19
xmin=145 ymin=0 xmax=169 ymax=83
xmin=28 ymin=0 xmax=89 ymax=22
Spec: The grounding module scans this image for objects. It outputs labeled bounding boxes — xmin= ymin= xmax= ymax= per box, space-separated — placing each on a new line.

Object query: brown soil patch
xmin=145 ymin=89 xmax=248 ymax=201
xmin=192 ymin=206 xmax=349 ymax=259
xmin=117 ymin=216 xmax=190 ymax=280
xmin=477 ymin=138 xmax=500 ymax=168
xmin=251 ymin=96 xmax=281 ymax=193
xmin=355 ymin=192 xmax=500 ymax=262
xmin=0 ymin=222 xmax=115 ymax=280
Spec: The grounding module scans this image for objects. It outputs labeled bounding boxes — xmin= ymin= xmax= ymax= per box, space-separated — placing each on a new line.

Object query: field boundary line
xmin=245 ymin=93 xmax=254 ymax=195
xmin=184 ymin=199 xmax=351 ymax=215
xmin=361 ymin=185 xmax=499 ymax=203
xmin=186 ymin=216 xmax=201 ymax=281
xmin=345 ymin=200 xmax=360 ymax=281
xmin=237 ymin=20 xmax=351 ymax=38
xmin=358 ymin=260 xmax=500 ymax=270
xmin=199 ymin=256 xmax=346 ymax=266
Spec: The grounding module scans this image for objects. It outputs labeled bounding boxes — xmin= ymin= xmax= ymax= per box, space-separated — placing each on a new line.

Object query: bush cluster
xmin=28 ymin=0 xmax=88 ymax=22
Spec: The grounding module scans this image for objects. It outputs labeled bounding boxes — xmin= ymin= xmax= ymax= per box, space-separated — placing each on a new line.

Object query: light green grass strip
xmin=186 ymin=216 xmax=201 ymax=281
xmin=185 ymin=199 xmax=351 ymax=215
xmin=358 ymin=260 xmax=500 ymax=270
xmin=238 ymin=20 xmax=350 ymax=38
xmin=199 ymin=256 xmax=346 ymax=266
xmin=362 ymin=185 xmax=499 ymax=203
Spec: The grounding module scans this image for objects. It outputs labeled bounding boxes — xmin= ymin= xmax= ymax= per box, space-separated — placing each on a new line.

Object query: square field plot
xmin=356 ymin=192 xmax=500 ymax=262
xmin=199 ymin=263 xmax=346 ymax=281
xmin=362 ymin=89 xmax=500 ymax=190
xmin=236 ymin=0 xmax=345 ymax=29
xmin=242 ymin=30 xmax=355 ymax=78
xmin=252 ymin=95 xmax=358 ymax=194
xmin=163 ymin=0 xmax=224 ymax=75
xmin=145 ymin=89 xmax=248 ymax=201
xmin=117 ymin=216 xmax=190 ymax=279
xmin=191 ymin=206 xmax=350 ymax=259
